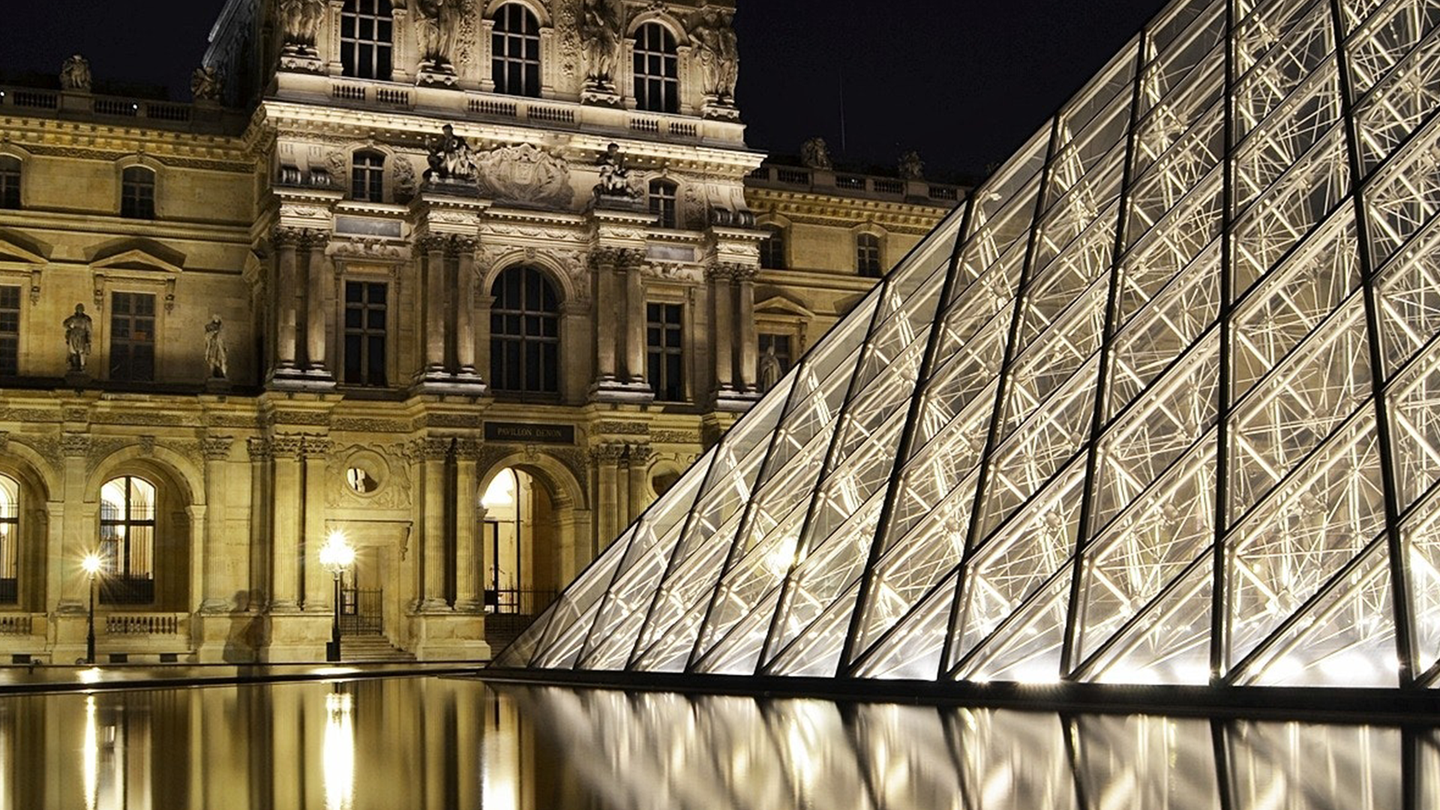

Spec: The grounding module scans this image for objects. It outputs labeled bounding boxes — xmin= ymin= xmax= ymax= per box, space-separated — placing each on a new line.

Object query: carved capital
xmin=628 ymin=444 xmax=653 ymax=464
xmin=60 ymin=433 xmax=90 ymax=458
xmin=449 ymin=234 xmax=479 ymax=255
xmin=202 ymin=436 xmax=234 ymax=462
xmin=301 ymin=436 xmax=332 ymax=460
xmin=300 ymin=230 xmax=330 ymax=252
xmin=246 ymin=437 xmax=272 ymax=461
xmin=589 ymin=443 xmax=626 ymax=464
xmin=419 ymin=234 xmax=451 ymax=254
xmin=589 ymin=246 xmax=644 ymax=271
xmin=706 ymin=263 xmax=738 ymax=282
xmin=413 ymin=436 xmax=453 ymax=461
xmin=271 ymin=226 xmax=304 ymax=249
xmin=270 ymin=435 xmax=304 ymax=459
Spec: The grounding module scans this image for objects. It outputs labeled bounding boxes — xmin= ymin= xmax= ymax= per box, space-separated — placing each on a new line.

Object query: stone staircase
xmin=338 ymin=633 xmax=415 ymax=663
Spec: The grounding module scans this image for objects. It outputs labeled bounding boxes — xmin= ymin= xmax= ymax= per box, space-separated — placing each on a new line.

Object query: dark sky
xmin=0 ymin=0 xmax=1172 ymax=180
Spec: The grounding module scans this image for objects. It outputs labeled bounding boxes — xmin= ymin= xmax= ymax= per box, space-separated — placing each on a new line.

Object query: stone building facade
xmin=0 ymin=0 xmax=960 ymax=662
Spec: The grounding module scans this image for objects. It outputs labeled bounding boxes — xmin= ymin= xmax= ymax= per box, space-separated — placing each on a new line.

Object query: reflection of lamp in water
xmin=323 ymin=690 xmax=355 ymax=810
xmin=83 ymin=695 xmax=98 ymax=810
xmin=319 ymin=531 xmax=355 ymax=663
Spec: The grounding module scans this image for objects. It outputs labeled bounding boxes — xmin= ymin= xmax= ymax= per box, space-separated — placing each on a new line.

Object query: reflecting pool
xmin=0 ymin=676 xmax=1437 ymax=808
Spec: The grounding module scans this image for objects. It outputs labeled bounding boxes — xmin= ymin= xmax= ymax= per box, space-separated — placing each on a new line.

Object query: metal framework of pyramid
xmin=496 ymin=0 xmax=1440 ymax=688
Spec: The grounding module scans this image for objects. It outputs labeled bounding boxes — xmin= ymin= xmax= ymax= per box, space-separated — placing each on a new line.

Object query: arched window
xmin=760 ymin=226 xmax=786 ymax=269
xmin=99 ymin=476 xmax=156 ymax=605
xmin=649 ymin=179 xmax=678 ymax=229
xmin=341 ymin=0 xmax=394 ymax=80
xmin=492 ymin=3 xmax=541 ymax=97
xmin=0 ymin=475 xmax=18 ymax=604
xmin=120 ymin=167 xmax=155 ymax=220
xmin=633 ymin=23 xmax=679 ymax=113
xmin=351 ymin=150 xmax=385 ymax=202
xmin=490 ymin=266 xmax=559 ymax=395
xmin=0 ymin=156 xmax=20 ymax=210
xmin=856 ymin=233 xmax=882 ymax=277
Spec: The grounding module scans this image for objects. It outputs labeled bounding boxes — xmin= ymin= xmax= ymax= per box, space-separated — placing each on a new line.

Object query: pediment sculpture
xmin=475 ymin=143 xmax=575 ymax=208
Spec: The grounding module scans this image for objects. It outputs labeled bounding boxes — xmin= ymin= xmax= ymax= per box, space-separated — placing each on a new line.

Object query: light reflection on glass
xmin=322 ymin=690 xmax=354 ymax=810
xmin=83 ymin=695 xmax=98 ymax=810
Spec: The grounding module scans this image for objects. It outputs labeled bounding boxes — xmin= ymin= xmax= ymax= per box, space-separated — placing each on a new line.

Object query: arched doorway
xmin=479 ymin=467 xmax=559 ymax=617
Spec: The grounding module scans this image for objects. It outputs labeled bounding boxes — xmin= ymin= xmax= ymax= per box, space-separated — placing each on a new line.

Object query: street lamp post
xmin=81 ymin=552 xmax=102 ymax=665
xmin=319 ymin=531 xmax=355 ymax=663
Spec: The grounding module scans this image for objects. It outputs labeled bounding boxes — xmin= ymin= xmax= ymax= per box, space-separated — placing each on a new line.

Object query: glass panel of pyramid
xmin=494 ymin=0 xmax=1440 ymax=688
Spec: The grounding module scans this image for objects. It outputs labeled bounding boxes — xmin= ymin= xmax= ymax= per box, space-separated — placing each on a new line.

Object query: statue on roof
xmin=191 ymin=66 xmax=223 ymax=102
xmin=801 ymin=137 xmax=833 ymax=170
xmin=898 ymin=150 xmax=925 ymax=181
xmin=60 ymin=55 xmax=91 ymax=92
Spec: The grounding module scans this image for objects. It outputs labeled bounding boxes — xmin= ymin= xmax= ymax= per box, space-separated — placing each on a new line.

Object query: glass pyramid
xmin=496 ymin=0 xmax=1440 ymax=688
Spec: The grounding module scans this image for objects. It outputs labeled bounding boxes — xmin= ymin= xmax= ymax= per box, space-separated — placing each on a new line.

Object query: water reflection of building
xmin=0 ymin=1 xmax=960 ymax=662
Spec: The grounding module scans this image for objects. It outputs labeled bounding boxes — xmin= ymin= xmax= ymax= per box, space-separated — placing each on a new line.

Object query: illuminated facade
xmin=0 ymin=2 xmax=957 ymax=662
xmin=499 ymin=0 xmax=1440 ymax=689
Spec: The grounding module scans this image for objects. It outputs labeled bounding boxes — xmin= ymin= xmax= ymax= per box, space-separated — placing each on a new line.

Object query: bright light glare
xmin=319 ymin=531 xmax=355 ymax=570
xmin=81 ymin=553 xmax=103 ymax=577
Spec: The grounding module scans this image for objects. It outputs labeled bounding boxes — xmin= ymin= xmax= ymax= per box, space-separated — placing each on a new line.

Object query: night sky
xmin=0 ymin=0 xmax=1173 ymax=180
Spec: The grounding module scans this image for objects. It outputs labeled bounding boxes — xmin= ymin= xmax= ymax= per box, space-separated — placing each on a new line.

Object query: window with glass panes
xmin=490 ymin=266 xmax=559 ymax=395
xmin=120 ymin=167 xmax=155 ymax=220
xmin=0 ymin=285 xmax=19 ymax=377
xmin=109 ymin=292 xmax=155 ymax=382
xmin=98 ymin=475 xmax=155 ymax=605
xmin=341 ymin=0 xmax=394 ymax=80
xmin=649 ymin=180 xmax=678 ymax=229
xmin=633 ymin=23 xmax=679 ymax=113
xmin=344 ymin=281 xmax=388 ymax=386
xmin=647 ymin=302 xmax=684 ymax=401
xmin=492 ymin=3 xmax=541 ymax=97
xmin=760 ymin=227 xmax=786 ymax=269
xmin=856 ymin=233 xmax=882 ymax=277
xmin=0 ymin=156 xmax=19 ymax=210
xmin=351 ymin=151 xmax=385 ymax=202
xmin=0 ymin=475 xmax=18 ymax=604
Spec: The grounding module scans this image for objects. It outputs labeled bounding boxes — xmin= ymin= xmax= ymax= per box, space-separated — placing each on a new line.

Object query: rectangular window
xmin=647 ymin=302 xmax=684 ymax=402
xmin=344 ymin=281 xmax=388 ymax=386
xmin=109 ymin=292 xmax=156 ymax=382
xmin=120 ymin=168 xmax=156 ymax=220
xmin=0 ymin=285 xmax=19 ymax=377
xmin=0 ymin=157 xmax=19 ymax=210
xmin=341 ymin=0 xmax=393 ymax=80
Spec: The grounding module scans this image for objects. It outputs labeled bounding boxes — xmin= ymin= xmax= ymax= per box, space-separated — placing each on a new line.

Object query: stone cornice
xmin=0 ymin=124 xmax=250 ymax=169
xmin=746 ymin=188 xmax=952 ymax=233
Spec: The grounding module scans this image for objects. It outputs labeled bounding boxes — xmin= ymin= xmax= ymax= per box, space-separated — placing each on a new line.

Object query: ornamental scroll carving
xmin=475 ymin=144 xmax=574 ymax=208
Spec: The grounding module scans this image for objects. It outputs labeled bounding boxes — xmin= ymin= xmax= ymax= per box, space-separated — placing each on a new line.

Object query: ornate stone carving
xmin=419 ymin=413 xmax=480 ymax=428
xmin=579 ymin=0 xmax=621 ymax=92
xmin=331 ymin=417 xmax=410 ymax=433
xmin=277 ymin=0 xmax=326 ymax=51
xmin=64 ymin=304 xmax=93 ymax=374
xmin=270 ymin=435 xmax=304 ymax=459
xmin=424 ymin=125 xmax=478 ymax=183
xmin=60 ymin=55 xmax=91 ymax=92
xmin=414 ymin=436 xmax=454 ymax=461
xmin=330 ymin=238 xmax=412 ymax=262
xmin=627 ymin=444 xmax=654 ymax=464
xmin=138 ymin=435 xmax=157 ymax=457
xmin=597 ymin=421 xmax=648 ymax=436
xmin=327 ymin=443 xmax=413 ymax=509
xmin=191 ymin=66 xmax=223 ymax=101
xmin=301 ymin=436 xmax=332 ymax=459
xmin=392 ymin=154 xmax=419 ymax=202
xmin=205 ymin=315 xmax=229 ymax=380
xmin=589 ymin=443 xmax=626 ymax=464
xmin=690 ymin=8 xmax=739 ymax=105
xmin=555 ymin=0 xmax=580 ymax=79
xmin=801 ymin=137 xmax=833 ymax=170
xmin=415 ymin=0 xmax=464 ymax=74
xmin=651 ymin=429 xmax=700 ymax=445
xmin=60 ymin=433 xmax=90 ymax=458
xmin=247 ymin=437 xmax=273 ymax=461
xmin=593 ymin=143 xmax=642 ymax=200
xmin=474 ymin=143 xmax=574 ymax=208
xmin=202 ymin=436 xmax=235 ymax=462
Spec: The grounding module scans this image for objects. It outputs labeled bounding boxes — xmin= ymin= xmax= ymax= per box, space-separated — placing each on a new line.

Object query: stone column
xmin=59 ymin=434 xmax=91 ymax=612
xmin=709 ymin=265 xmax=736 ymax=396
xmin=419 ymin=437 xmax=451 ymax=611
xmin=592 ymin=251 xmax=619 ymax=385
xmin=302 ymin=437 xmax=332 ymax=611
xmin=736 ymin=268 xmax=759 ymax=393
xmin=200 ymin=436 xmax=236 ymax=613
xmin=455 ymin=445 xmax=480 ymax=611
xmin=422 ymin=237 xmax=449 ymax=376
xmin=624 ymin=259 xmax=647 ymax=385
xmin=305 ymin=234 xmax=332 ymax=378
xmin=455 ymin=241 xmax=479 ymax=377
xmin=269 ymin=436 xmax=303 ymax=611
xmin=274 ymin=229 xmax=301 ymax=373
xmin=247 ymin=438 xmax=271 ymax=611
xmin=593 ymin=444 xmax=623 ymax=546
xmin=628 ymin=445 xmax=652 ymax=522
xmin=476 ymin=293 xmax=495 ymax=384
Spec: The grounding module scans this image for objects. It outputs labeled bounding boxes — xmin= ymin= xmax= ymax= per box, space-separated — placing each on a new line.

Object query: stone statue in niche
xmin=278 ymin=0 xmax=327 ymax=50
xmin=898 ymin=150 xmax=925 ymax=181
xmin=424 ymin=124 xmax=478 ymax=183
xmin=801 ymin=137 xmax=833 ymax=170
xmin=594 ymin=143 xmax=640 ymax=199
xmin=64 ymin=304 xmax=93 ymax=373
xmin=205 ymin=315 xmax=229 ymax=379
xmin=60 ymin=55 xmax=92 ymax=92
xmin=759 ymin=343 xmax=783 ymax=392
xmin=691 ymin=9 xmax=738 ymax=103
xmin=191 ymin=66 xmax=223 ymax=101
xmin=579 ymin=0 xmax=620 ymax=91
xmin=415 ymin=0 xmax=462 ymax=71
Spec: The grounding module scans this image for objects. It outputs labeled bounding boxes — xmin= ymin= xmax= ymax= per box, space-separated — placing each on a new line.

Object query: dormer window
xmin=633 ymin=23 xmax=679 ymax=114
xmin=492 ymin=3 xmax=541 ymax=97
xmin=341 ymin=0 xmax=394 ymax=80
xmin=351 ymin=150 xmax=386 ymax=203
xmin=121 ymin=167 xmax=156 ymax=220
xmin=649 ymin=179 xmax=678 ymax=229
